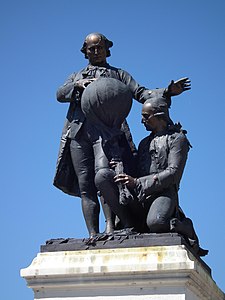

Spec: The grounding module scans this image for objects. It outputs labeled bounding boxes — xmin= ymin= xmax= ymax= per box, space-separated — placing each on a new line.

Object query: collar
xmin=87 ymin=63 xmax=110 ymax=69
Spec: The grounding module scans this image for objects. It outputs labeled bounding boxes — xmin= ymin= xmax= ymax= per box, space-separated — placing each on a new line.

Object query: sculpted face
xmin=86 ymin=34 xmax=107 ymax=66
xmin=141 ymin=103 xmax=157 ymax=132
xmin=142 ymin=102 xmax=168 ymax=133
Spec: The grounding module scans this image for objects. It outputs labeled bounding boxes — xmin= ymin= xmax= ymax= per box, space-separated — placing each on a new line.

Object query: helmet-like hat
xmin=144 ymin=89 xmax=172 ymax=123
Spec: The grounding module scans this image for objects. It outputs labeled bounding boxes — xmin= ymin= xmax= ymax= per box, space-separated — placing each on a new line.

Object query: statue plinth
xmin=20 ymin=234 xmax=224 ymax=300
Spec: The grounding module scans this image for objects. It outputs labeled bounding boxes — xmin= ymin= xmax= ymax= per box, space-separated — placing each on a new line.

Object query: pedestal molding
xmin=21 ymin=244 xmax=225 ymax=300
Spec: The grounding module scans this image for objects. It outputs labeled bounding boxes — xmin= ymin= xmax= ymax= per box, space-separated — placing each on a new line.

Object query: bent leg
xmin=146 ymin=194 xmax=176 ymax=233
xmin=95 ymin=168 xmax=134 ymax=229
xmin=100 ymin=196 xmax=115 ymax=233
xmin=91 ymin=137 xmax=117 ymax=233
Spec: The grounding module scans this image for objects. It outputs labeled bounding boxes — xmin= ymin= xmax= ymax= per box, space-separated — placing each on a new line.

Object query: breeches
xmin=69 ymin=123 xmax=109 ymax=196
xmin=144 ymin=188 xmax=178 ymax=232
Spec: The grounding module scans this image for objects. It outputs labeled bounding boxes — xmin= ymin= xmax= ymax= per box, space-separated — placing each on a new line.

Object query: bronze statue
xmin=54 ymin=32 xmax=190 ymax=238
xmin=114 ymin=90 xmax=208 ymax=256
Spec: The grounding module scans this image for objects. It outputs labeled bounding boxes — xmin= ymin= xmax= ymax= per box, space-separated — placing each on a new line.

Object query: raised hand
xmin=167 ymin=77 xmax=191 ymax=96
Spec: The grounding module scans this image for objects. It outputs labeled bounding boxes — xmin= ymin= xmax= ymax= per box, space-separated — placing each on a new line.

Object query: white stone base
xmin=20 ymin=245 xmax=224 ymax=300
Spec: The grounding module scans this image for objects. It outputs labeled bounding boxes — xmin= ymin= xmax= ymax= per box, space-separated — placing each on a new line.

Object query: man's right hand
xmin=75 ymin=78 xmax=96 ymax=90
xmin=114 ymin=174 xmax=136 ymax=190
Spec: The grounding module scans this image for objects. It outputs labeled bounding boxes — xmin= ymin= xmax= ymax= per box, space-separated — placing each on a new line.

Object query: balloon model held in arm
xmin=53 ymin=32 xmax=207 ymax=257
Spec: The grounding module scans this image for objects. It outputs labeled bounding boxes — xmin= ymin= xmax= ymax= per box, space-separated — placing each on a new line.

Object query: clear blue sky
xmin=1 ymin=0 xmax=225 ymax=298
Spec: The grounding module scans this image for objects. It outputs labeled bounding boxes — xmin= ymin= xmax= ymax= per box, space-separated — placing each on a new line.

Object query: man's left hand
xmin=167 ymin=77 xmax=191 ymax=96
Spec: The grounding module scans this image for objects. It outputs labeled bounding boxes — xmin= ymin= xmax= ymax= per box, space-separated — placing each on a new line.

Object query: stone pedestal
xmin=21 ymin=241 xmax=224 ymax=300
